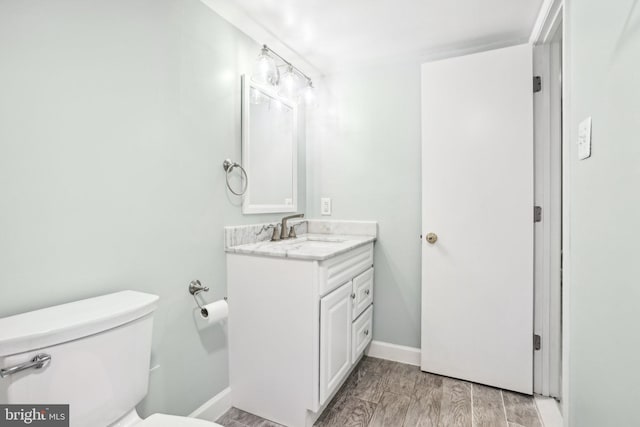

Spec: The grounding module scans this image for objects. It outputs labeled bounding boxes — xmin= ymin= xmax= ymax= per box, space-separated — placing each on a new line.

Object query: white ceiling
xmin=209 ymin=0 xmax=543 ymax=74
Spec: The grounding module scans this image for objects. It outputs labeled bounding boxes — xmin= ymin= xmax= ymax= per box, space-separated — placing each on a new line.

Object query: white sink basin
xmin=276 ymin=236 xmax=348 ymax=247
xmin=296 ymin=236 xmax=347 ymax=243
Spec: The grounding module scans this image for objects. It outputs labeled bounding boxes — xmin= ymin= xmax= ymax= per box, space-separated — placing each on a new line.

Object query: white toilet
xmin=0 ymin=291 xmax=222 ymax=427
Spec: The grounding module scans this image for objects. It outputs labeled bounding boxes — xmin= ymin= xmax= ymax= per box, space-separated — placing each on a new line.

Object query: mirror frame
xmin=241 ymin=75 xmax=298 ymax=214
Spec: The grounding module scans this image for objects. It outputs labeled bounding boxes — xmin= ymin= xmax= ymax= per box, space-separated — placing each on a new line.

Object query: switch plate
xmin=578 ymin=117 xmax=592 ymax=160
xmin=320 ymin=198 xmax=332 ymax=216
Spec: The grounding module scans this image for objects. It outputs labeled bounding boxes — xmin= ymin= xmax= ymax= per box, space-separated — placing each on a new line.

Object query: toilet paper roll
xmin=200 ymin=299 xmax=228 ymax=324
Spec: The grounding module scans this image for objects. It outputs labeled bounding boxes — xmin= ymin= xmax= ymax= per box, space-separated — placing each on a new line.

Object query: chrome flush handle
xmin=0 ymin=353 xmax=51 ymax=378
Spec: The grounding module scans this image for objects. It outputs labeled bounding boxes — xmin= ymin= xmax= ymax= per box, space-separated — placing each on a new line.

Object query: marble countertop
xmin=225 ymin=233 xmax=376 ymax=261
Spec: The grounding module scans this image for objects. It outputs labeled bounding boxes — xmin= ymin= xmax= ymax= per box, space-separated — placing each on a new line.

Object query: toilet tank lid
xmin=0 ymin=291 xmax=159 ymax=357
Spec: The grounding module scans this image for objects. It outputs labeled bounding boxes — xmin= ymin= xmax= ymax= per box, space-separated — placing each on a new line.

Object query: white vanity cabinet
xmin=319 ymin=264 xmax=374 ymax=404
xmin=227 ymin=241 xmax=374 ymax=427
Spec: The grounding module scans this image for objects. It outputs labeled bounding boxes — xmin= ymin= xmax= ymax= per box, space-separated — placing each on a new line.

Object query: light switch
xmin=321 ymin=198 xmax=332 ymax=216
xmin=578 ymin=117 xmax=592 ymax=160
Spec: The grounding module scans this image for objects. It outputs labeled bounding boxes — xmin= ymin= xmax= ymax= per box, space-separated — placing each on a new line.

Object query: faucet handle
xmin=289 ymin=225 xmax=298 ymax=239
xmin=271 ymin=224 xmax=281 ymax=241
xmin=256 ymin=224 xmax=275 ymax=236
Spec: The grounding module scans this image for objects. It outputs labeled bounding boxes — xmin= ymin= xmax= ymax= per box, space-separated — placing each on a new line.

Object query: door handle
xmin=0 ymin=353 xmax=51 ymax=378
xmin=426 ymin=233 xmax=438 ymax=244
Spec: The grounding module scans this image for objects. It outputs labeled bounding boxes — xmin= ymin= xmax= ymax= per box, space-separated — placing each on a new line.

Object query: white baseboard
xmin=365 ymin=340 xmax=421 ymax=366
xmin=189 ymin=387 xmax=232 ymax=423
xmin=535 ymin=395 xmax=563 ymax=427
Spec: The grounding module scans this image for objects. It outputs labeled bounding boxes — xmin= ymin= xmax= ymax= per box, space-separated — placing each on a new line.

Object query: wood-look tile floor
xmin=217 ymin=357 xmax=543 ymax=427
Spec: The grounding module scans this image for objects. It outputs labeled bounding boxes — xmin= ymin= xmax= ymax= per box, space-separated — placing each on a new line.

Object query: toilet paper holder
xmin=189 ymin=280 xmax=227 ymax=318
xmin=189 ymin=279 xmax=209 ymax=297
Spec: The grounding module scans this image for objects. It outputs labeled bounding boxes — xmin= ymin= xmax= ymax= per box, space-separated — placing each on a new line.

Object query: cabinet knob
xmin=365 ymin=289 xmax=370 ymax=296
xmin=364 ymin=329 xmax=369 ymax=336
xmin=351 ymin=293 xmax=356 ymax=299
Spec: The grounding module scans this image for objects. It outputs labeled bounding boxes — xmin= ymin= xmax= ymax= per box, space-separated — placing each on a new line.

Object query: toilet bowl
xmin=0 ymin=291 xmax=222 ymax=427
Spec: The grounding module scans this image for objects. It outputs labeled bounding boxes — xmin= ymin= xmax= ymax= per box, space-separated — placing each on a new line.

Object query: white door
xmin=319 ymin=281 xmax=353 ymax=404
xmin=421 ymin=44 xmax=534 ymax=394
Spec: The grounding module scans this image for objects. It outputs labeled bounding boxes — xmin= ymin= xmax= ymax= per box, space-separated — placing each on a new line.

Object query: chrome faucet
xmin=281 ymin=213 xmax=304 ymax=239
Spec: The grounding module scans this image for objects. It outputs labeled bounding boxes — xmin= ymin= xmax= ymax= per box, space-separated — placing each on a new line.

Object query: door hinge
xmin=534 ymin=206 xmax=542 ymax=223
xmin=533 ymin=76 xmax=542 ymax=93
xmin=534 ymin=334 xmax=541 ymax=351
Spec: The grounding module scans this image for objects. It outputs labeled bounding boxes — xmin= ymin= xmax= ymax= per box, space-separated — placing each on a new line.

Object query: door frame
xmin=530 ymin=0 xmax=566 ymax=406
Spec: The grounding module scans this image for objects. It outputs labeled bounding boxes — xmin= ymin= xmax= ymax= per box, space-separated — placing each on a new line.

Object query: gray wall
xmin=0 ymin=0 xmax=305 ymax=417
xmin=307 ymin=62 xmax=422 ymax=347
xmin=567 ymin=1 xmax=640 ymax=425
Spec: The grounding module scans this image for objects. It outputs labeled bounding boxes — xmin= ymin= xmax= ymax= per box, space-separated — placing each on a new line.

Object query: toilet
xmin=0 ymin=291 xmax=222 ymax=427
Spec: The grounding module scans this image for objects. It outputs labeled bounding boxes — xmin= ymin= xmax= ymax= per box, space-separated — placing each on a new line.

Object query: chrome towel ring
xmin=223 ymin=158 xmax=248 ymax=196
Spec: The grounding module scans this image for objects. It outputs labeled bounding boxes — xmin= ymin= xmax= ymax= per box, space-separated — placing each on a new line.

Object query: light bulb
xmin=251 ymin=46 xmax=279 ymax=86
xmin=278 ymin=65 xmax=300 ymax=99
xmin=302 ymin=81 xmax=316 ymax=106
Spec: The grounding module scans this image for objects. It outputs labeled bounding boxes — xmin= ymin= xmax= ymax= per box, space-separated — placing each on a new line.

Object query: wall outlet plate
xmin=321 ymin=197 xmax=332 ymax=216
xmin=578 ymin=117 xmax=592 ymax=160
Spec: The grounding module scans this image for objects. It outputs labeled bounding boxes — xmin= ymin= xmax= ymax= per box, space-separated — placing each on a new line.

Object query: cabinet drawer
xmin=318 ymin=243 xmax=374 ymax=296
xmin=352 ymin=267 xmax=374 ymax=320
xmin=352 ymin=305 xmax=373 ymax=362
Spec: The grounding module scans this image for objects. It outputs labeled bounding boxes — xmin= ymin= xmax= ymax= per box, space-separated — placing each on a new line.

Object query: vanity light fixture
xmin=251 ymin=46 xmax=279 ymax=86
xmin=252 ymin=44 xmax=315 ymax=105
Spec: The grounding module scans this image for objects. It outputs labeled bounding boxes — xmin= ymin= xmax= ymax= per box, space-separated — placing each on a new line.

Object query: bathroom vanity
xmin=226 ymin=220 xmax=377 ymax=427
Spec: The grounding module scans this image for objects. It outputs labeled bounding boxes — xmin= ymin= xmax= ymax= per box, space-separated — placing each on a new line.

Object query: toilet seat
xmin=137 ymin=414 xmax=223 ymax=427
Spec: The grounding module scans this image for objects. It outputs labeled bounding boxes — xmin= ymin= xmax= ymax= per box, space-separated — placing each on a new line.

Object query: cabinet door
xmin=320 ymin=281 xmax=353 ymax=405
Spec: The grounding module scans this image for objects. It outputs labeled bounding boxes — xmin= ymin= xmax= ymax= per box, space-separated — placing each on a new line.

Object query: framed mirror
xmin=241 ymin=75 xmax=298 ymax=214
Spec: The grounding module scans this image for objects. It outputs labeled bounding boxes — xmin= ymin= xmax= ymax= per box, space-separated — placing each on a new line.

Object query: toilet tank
xmin=0 ymin=291 xmax=159 ymax=427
